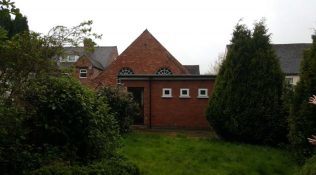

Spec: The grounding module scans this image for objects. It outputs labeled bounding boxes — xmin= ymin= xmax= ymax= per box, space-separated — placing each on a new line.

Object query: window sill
xmin=197 ymin=96 xmax=209 ymax=99
xmin=179 ymin=96 xmax=191 ymax=98
xmin=162 ymin=96 xmax=173 ymax=98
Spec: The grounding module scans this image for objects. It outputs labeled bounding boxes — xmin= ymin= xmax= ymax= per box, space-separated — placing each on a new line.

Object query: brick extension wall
xmin=121 ymin=76 xmax=215 ymax=129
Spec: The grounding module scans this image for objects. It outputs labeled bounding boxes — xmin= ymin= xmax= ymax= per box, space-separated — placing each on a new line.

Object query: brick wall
xmin=74 ymin=56 xmax=102 ymax=88
xmin=94 ymin=30 xmax=189 ymax=87
xmin=122 ymin=78 xmax=214 ymax=129
xmin=151 ymin=80 xmax=213 ymax=129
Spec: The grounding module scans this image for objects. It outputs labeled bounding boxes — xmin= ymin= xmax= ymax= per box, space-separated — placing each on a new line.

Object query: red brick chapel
xmin=76 ymin=30 xmax=215 ymax=129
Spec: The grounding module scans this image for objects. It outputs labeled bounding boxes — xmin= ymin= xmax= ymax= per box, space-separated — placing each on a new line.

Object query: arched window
xmin=118 ymin=67 xmax=134 ymax=75
xmin=156 ymin=67 xmax=173 ymax=75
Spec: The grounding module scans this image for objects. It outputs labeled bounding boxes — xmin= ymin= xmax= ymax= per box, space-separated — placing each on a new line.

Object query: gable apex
xmin=117 ymin=29 xmax=189 ymax=74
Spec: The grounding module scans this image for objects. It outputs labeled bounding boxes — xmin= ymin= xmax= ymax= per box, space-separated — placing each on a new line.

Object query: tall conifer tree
xmin=289 ymin=33 xmax=316 ymax=161
xmin=207 ymin=21 xmax=286 ymax=145
xmin=10 ymin=12 xmax=28 ymax=37
xmin=0 ymin=0 xmax=28 ymax=38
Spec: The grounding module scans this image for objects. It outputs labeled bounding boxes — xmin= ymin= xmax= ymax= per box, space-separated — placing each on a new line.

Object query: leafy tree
xmin=0 ymin=3 xmax=133 ymax=174
xmin=98 ymin=87 xmax=140 ymax=133
xmin=0 ymin=8 xmax=120 ymax=173
xmin=0 ymin=8 xmax=11 ymax=34
xmin=46 ymin=20 xmax=101 ymax=48
xmin=0 ymin=32 xmax=59 ymax=104
xmin=206 ymin=21 xmax=286 ymax=145
xmin=0 ymin=0 xmax=29 ymax=38
xmin=0 ymin=1 xmax=101 ymax=98
xmin=0 ymin=20 xmax=102 ymax=104
xmin=288 ymin=33 xmax=316 ymax=161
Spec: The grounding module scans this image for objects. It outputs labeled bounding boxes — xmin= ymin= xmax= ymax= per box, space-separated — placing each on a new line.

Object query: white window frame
xmin=198 ymin=88 xmax=208 ymax=98
xmin=67 ymin=55 xmax=79 ymax=62
xmin=179 ymin=88 xmax=190 ymax=98
xmin=79 ymin=69 xmax=88 ymax=78
xmin=162 ymin=88 xmax=172 ymax=98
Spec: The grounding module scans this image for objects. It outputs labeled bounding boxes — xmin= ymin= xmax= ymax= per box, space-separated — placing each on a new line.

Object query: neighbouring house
xmin=57 ymin=46 xmax=118 ymax=87
xmin=273 ymin=44 xmax=311 ymax=85
xmin=93 ymin=29 xmax=215 ymax=129
xmin=225 ymin=43 xmax=311 ymax=85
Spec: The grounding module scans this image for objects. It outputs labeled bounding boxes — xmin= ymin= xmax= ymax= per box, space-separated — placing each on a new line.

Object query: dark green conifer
xmin=0 ymin=0 xmax=29 ymax=38
xmin=288 ymin=33 xmax=316 ymax=161
xmin=10 ymin=12 xmax=28 ymax=37
xmin=207 ymin=21 xmax=286 ymax=145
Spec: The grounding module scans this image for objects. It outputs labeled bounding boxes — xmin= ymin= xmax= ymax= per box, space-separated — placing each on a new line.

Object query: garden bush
xmin=297 ymin=155 xmax=316 ymax=175
xmin=31 ymin=158 xmax=140 ymax=175
xmin=98 ymin=87 xmax=140 ymax=133
xmin=22 ymin=76 xmax=120 ymax=162
xmin=0 ymin=76 xmax=124 ymax=175
xmin=0 ymin=104 xmax=39 ymax=175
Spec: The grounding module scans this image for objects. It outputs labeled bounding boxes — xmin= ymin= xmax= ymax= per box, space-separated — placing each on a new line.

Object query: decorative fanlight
xmin=118 ymin=67 xmax=134 ymax=75
xmin=156 ymin=67 xmax=173 ymax=75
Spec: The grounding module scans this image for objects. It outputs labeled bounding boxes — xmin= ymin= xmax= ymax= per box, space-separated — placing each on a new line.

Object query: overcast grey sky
xmin=14 ymin=0 xmax=316 ymax=73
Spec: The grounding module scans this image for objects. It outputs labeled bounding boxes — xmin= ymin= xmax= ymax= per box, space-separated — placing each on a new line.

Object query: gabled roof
xmin=60 ymin=46 xmax=118 ymax=70
xmin=273 ymin=43 xmax=311 ymax=75
xmin=184 ymin=65 xmax=200 ymax=75
xmin=116 ymin=29 xmax=190 ymax=74
xmin=93 ymin=29 xmax=192 ymax=87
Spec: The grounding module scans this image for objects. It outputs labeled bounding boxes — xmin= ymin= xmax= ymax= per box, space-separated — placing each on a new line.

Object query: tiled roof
xmin=59 ymin=46 xmax=118 ymax=70
xmin=184 ymin=65 xmax=200 ymax=75
xmin=273 ymin=44 xmax=311 ymax=75
xmin=226 ymin=43 xmax=312 ymax=75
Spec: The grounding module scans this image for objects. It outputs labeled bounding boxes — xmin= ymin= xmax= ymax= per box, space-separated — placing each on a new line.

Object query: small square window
xmin=180 ymin=88 xmax=190 ymax=98
xmin=198 ymin=88 xmax=208 ymax=98
xmin=162 ymin=88 xmax=172 ymax=98
xmin=79 ymin=69 xmax=87 ymax=78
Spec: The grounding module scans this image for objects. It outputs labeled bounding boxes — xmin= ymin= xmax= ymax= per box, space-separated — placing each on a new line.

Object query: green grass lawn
xmin=119 ymin=131 xmax=298 ymax=175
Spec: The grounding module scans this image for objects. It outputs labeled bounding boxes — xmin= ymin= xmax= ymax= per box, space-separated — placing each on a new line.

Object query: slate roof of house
xmin=226 ymin=43 xmax=312 ymax=75
xmin=59 ymin=46 xmax=118 ymax=70
xmin=273 ymin=43 xmax=311 ymax=75
xmin=184 ymin=65 xmax=200 ymax=75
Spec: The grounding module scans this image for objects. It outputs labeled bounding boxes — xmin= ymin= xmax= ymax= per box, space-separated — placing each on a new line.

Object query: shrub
xmin=31 ymin=159 xmax=140 ymax=175
xmin=206 ymin=21 xmax=287 ymax=145
xmin=297 ymin=155 xmax=316 ymax=175
xmin=98 ymin=87 xmax=140 ymax=133
xmin=0 ymin=104 xmax=39 ymax=175
xmin=21 ymin=76 xmax=120 ymax=162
